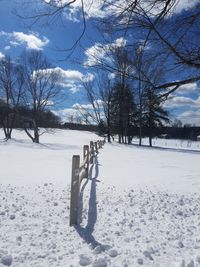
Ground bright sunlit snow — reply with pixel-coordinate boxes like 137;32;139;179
1;129;200;266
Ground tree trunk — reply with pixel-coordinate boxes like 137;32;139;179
34;127;39;143
23;119;40;143
107;107;111;143
107;129;111;143
148;116;153;147
139;105;142;146
5;131;11;140
139;123;142;146
2;124;12;140
149;129;152;147
33;120;39;143
118;134;121;143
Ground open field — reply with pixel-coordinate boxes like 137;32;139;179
0;129;200;266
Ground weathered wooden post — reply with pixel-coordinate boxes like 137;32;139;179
83;145;89;178
94;141;98;154
90;141;94;164
99;140;102;148
70;155;80;226
97;140;100;149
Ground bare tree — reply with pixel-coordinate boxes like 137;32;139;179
16;0;200;82
84;39;136;143
83;72;115;142
15;0;86;56
131;44;170;146
99;75;114;143
0;56;25;139
22;51;61;143
82;80;102;124
98;0;200;93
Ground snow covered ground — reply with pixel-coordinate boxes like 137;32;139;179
132;137;200;152
1;129;200;266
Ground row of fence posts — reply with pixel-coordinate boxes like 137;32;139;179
70;139;106;226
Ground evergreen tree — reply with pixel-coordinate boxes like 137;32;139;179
143;87;169;146
110;82;136;143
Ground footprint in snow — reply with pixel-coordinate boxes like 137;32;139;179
79;254;92;266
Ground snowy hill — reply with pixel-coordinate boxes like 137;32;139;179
0;129;200;267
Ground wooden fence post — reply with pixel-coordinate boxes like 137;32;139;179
94;141;98;154
90;141;94;164
83;145;89;178
70;155;80;226
101;140;103;147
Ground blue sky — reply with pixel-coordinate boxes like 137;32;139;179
0;0;200;125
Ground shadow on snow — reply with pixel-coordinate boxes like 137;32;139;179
74;156;109;250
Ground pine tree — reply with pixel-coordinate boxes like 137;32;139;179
143;87;169;146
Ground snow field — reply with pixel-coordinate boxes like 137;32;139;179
1;129;200;266
132;137;200;152
0;129;98;185
1;181;200;266
99;142;200;194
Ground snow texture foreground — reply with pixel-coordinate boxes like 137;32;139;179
1;183;200;266
1;129;200;266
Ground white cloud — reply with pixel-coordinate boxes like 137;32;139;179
85;43;106;67
52;107;80;122
72;100;104;123
84;37;127;67
0;31;49;50
10;41;19;47
4;46;11;51
13;32;49;50
54;67;94;83
72;100;103;111
0;52;5;59
178;109;200;126
176;82;199;95
45;0;198;23
164;96;200;108
108;73;116;80
73;103;91;109
173;0;199;13
52;105;92;123
34;67;94;93
60;0;108;21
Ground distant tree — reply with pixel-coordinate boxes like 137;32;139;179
0;99;12;135
110;81;136;144
83;44;137;143
82;80;102;124
143;86;169;146
22;50;61;143
0;56;25;139
38;110;61;128
172;119;182;128
12;105;61;129
83;71;115;142
131;44;169;146
75;72;112;141
99;76;114;143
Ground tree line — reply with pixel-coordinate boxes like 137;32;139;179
80;45;170;147
70;0;200;147
2;0;200;146
0;51;62;143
